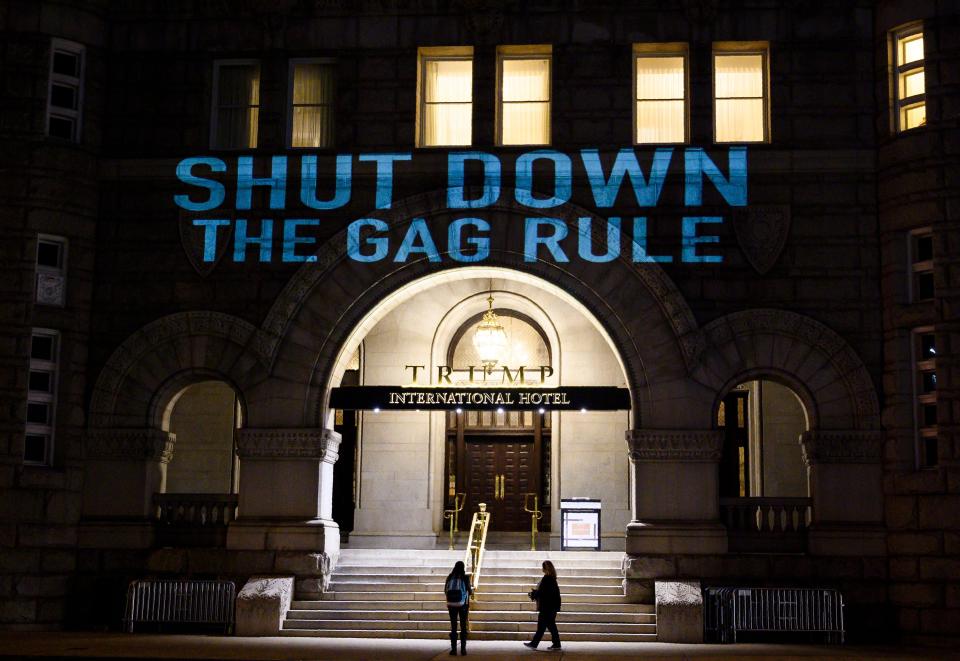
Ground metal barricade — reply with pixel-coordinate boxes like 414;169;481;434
704;586;844;644
124;579;236;633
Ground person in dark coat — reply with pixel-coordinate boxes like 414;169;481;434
523;560;562;650
444;560;472;656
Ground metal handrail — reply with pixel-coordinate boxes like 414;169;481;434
443;493;466;550
523;493;543;551
463;502;491;600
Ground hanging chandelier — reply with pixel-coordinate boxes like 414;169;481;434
473;294;508;368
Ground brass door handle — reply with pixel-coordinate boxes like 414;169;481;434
499;473;505;499
494;475;500;500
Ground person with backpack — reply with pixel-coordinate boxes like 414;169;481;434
444;560;472;656
523;560;562;651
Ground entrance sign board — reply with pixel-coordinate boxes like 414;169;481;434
560;498;602;551
329;386;630;411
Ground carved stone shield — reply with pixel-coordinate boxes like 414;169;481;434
733;205;791;275
179;211;232;277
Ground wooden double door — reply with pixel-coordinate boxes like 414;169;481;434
465;437;534;531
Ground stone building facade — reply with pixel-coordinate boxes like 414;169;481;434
0;0;957;645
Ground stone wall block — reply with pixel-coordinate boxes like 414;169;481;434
889;583;942;607
622;555;676;579
274;552;331;577
622;578;652;603
889;558;918;580
0;550;40;573
919;558;960;581
888;532;942;555
918;495;960;529
655;581;703;643
920;609;960;635
235;576;293;636
145;548;188;574
0;599;37;623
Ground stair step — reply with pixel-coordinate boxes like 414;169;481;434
334;566;622;578
293;600;652;614
280;628;657;642
283;619;656;634
328;582;624;595
286;609;655;624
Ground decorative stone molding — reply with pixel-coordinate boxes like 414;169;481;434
732;205;791;275
800;430;885;465
85;428;175;463
694;308;881;429
626;429;724;462
236;428;341;461
88;310;269;428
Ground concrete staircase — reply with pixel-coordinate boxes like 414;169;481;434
282;549;656;642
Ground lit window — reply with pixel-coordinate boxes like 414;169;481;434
714;45;769;143
634;44;688;144
35;235;67;307
46;39;84;142
212;61;260;149
893;25;926;131
914;328;937;467
418;47;473;147
497;46;551;146
289;60;335;148
26;329;59;465
910;228;934;302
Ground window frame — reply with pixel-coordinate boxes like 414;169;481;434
210;58;262;150
712;42;771;144
891;23;926;133
911;326;938;468
25;328;60;466
416;46;474;148
287;57;336;149
35;234;68;307
908;227;934;303
46;38;85;143
632;43;690;146
495;45;553;147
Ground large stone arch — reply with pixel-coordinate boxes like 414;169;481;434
248;190;702;429
88;311;270;430
691;308;881;431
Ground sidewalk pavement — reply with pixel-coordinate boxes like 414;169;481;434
0;633;956;661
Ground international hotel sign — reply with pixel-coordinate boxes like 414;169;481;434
330;364;630;411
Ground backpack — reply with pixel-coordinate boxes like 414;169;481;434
445;576;468;607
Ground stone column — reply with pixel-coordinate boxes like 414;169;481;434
625;429;727;554
227;428;341;557
79;428;174;549
800;430;886;556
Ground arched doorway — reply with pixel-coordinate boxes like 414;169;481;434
324;268;633;550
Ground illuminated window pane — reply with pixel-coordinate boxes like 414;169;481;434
636;55;685;143
291;62;334;148
500;57;550;145
636;100;685;143
901;102;926;130
901;68;925;99
900;33;924;65
423;102;472;146
716;98;764;143
714;53;766;142
422;58;472;146
501;101;549;145
716;54;763;97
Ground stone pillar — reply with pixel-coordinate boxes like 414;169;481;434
625;429;727;554
800;430;886;556
227;428;341;559
79;428;174;549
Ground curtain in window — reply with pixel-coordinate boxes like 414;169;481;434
635;56;685;143
501;58;550;145
423;59;472;146
292;63;334;148
216;64;260;148
714;54;764;142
